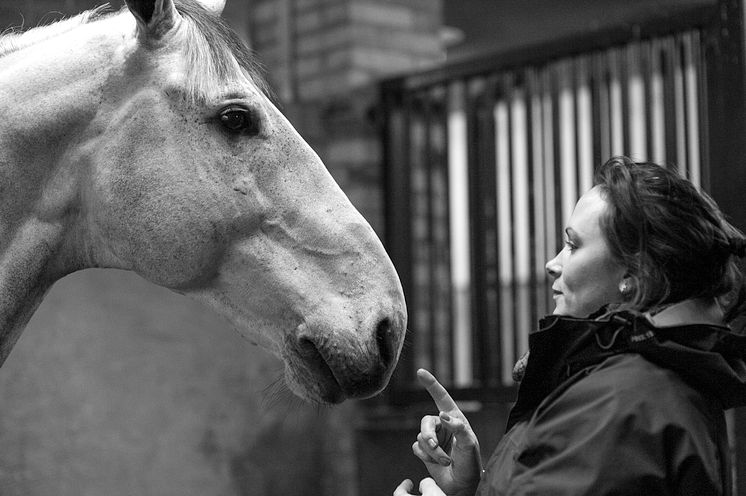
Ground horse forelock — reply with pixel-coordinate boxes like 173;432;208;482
175;0;275;104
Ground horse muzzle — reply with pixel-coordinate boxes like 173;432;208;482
285;312;406;404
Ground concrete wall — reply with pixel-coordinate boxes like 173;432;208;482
0;270;357;496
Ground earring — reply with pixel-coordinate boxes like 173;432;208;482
619;280;632;297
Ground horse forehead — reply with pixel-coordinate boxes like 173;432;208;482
139;48;262;106
39;13;264;105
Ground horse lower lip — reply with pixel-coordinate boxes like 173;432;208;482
298;342;346;403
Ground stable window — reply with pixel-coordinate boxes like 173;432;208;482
382;24;708;404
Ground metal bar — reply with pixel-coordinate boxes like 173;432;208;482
429;87;453;381
558;60;578;224
542;67;558;313
576;55;594;194
410;95;432;373
650;38;667;164
627;42;647;160
447;81;473;387
511;81;532;360
673;36;688;171
662;37;679;166
494;77;514;386
381;87;415;390
465;78;484;385
609;48;625;157
593;52;611;172
473;76;500;387
683;31;702;187
529;68;550;323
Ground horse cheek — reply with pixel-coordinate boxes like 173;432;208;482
91;161;228;289
134;197;228;289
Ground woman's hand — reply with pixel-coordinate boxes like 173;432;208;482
393;478;447;496
402;368;482;496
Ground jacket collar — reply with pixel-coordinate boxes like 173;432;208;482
506;311;746;430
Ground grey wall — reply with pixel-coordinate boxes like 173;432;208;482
0;269;357;495
445;0;717;61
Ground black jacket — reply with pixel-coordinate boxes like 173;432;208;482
477;311;746;495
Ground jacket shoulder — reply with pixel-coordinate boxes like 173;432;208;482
506;353;726;495
533;353;723;447
561;353;721;425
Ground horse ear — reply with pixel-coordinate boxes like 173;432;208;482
125;0;181;39
196;0;226;15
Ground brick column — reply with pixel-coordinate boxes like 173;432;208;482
250;0;444;234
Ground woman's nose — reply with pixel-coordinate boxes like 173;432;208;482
545;253;561;278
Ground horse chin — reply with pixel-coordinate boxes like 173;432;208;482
282;326;396;405
281;334;349;404
284;359;347;405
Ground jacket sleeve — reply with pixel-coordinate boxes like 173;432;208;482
500;358;725;496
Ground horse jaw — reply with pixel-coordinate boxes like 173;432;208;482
180;216;408;405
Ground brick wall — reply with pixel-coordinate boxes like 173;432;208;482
251;0;443;103
250;0;444;235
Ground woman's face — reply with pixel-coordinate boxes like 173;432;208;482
546;187;627;317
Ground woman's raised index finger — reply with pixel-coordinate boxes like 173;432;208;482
417;368;458;411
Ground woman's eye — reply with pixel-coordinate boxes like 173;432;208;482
563;239;577;251
219;107;260;135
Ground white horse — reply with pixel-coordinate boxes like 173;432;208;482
0;0;406;404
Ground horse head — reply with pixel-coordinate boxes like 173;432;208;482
0;0;407;404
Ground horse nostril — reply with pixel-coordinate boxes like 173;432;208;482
297;336;318;358
375;318;396;369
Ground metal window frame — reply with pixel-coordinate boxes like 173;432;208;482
380;3;735;407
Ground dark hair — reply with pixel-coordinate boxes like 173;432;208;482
594;156;746;318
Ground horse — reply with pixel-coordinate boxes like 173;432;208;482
0;0;407;405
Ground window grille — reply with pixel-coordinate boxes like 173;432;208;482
383;29;708;400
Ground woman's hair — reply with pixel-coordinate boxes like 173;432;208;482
594;156;746;318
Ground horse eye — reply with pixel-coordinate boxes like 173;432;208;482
219;107;260;135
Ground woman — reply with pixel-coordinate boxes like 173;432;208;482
394;157;746;496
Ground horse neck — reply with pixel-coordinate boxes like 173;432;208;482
0;16;129;366
0;81;85;366
0;221;67;365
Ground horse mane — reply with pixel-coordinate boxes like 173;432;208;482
0;0;273;102
0;4;112;58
